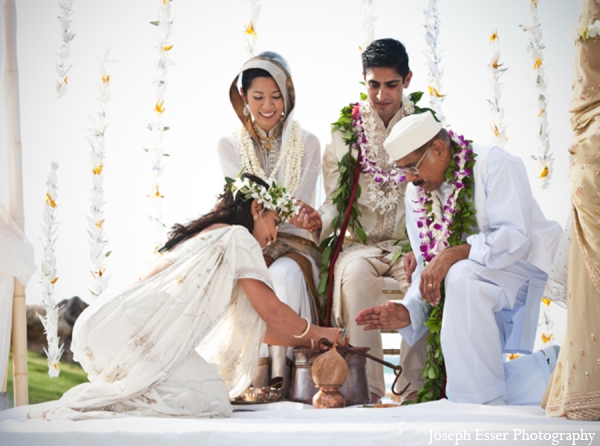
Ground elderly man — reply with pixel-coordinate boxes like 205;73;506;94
356;112;563;405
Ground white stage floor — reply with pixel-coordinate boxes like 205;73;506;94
1;399;599;446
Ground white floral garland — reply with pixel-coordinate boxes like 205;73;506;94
355;96;414;213
237;120;305;197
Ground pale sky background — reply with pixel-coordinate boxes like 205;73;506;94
0;0;580;313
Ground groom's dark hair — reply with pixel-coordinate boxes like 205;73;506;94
362;38;410;79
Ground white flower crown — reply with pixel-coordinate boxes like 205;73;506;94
225;176;299;222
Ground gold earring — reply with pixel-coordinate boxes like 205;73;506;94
253;214;258;221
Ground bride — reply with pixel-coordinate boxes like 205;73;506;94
40;174;346;420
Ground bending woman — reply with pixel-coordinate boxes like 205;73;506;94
218;51;322;393
41;174;345;420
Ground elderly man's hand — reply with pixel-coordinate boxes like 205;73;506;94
355;301;411;331
419;244;471;306
290;201;322;232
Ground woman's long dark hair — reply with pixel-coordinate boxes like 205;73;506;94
159;173;269;252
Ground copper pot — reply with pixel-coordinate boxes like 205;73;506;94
291;346;371;406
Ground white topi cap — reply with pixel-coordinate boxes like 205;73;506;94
383;112;442;161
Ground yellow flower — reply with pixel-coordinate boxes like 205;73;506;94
492;59;503;70
102;74;110;84
428;86;444;98
533;58;543;70
50;277;59;284
64;76;69;85
542;297;551;306
95;219;105;228
507;353;520;360
540;165;549;178
538;108;546;118
531;0;538;7
245;21;257;37
93;164;103;175
45;194;57;208
162;44;174;51
492;125;499;138
155;101;165;114
541;333;555;344
154;186;164;198
490;30;499;42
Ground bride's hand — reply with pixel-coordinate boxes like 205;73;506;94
316;326;349;348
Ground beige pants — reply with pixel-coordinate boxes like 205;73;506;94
339;253;421;398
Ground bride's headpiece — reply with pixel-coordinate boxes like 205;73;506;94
225;175;299;222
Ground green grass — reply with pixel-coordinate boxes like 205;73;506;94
5;350;89;408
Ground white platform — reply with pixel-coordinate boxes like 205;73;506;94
1;399;599;446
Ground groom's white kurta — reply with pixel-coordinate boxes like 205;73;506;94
400;145;564;404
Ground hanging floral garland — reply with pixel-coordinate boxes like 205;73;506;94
55;0;75;97
147;0;174;254
488;30;508;150
86;51;112;299
358;0;376;52
244;0;261;57
37;162;64;377
520;0;552;188
423;0;446;127
415;132;478;403
236;121;305;197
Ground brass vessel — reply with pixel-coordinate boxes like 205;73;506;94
291;346;371;406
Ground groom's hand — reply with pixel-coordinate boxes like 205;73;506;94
355;301;411;330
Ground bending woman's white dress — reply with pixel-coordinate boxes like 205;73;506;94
43;226;272;419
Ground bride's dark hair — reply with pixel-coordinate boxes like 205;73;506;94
159;173;269;252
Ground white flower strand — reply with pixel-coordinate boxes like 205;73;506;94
237;121;305;197
423;0;446;127
488;31;508;150
55;0;75;98
86;51;113;299
243;0;261;57
520;0;553;188
358;0;376;52
147;0;174;254
37;162;64;377
537;298;557;347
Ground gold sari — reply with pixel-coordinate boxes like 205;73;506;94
541;0;600;421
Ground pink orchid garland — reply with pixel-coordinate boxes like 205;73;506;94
416;131;475;263
351;102;406;185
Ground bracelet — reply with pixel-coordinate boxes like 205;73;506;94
293;317;311;339
310;338;315;349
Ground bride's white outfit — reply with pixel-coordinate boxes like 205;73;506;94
44;226;271;419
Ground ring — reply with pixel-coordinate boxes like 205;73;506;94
428;283;433;288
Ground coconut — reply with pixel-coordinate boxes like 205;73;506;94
311;345;349;387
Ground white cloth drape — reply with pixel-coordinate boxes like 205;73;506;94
0;3;36;398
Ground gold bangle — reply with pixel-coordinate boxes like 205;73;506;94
293;317;311;339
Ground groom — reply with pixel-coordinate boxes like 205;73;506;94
356;112;564;404
292;38;423;402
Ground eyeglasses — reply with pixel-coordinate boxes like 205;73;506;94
398;146;431;176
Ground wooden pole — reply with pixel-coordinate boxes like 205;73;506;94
11;278;28;405
3;0;29;406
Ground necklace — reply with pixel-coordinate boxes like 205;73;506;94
253;122;280;150
237;120;305;196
